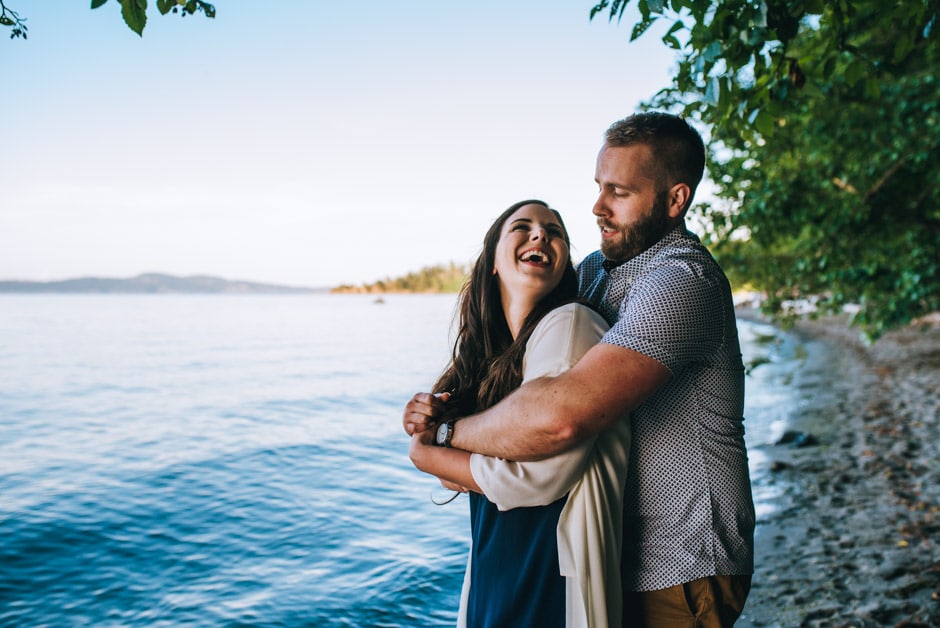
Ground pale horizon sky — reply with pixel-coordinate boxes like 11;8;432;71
3;1;679;288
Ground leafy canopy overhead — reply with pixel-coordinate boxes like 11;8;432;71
592;0;938;339
1;0;215;39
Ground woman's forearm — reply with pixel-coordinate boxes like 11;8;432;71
409;435;482;493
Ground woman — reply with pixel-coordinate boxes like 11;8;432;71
405;200;631;628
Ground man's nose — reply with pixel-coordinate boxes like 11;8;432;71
592;195;607;217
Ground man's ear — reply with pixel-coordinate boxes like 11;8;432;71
667;183;691;219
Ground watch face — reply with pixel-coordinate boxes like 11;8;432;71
436;421;449;445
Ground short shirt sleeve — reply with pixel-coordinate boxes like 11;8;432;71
603;262;724;372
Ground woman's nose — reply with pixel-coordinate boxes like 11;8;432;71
530;227;548;241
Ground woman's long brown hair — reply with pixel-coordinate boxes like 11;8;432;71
432;199;579;420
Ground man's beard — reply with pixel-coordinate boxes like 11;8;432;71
599;191;673;263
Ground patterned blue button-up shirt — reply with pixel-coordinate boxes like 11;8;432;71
577;225;755;592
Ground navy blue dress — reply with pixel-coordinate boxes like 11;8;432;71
466;491;567;627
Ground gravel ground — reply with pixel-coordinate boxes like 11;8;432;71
736;312;940;627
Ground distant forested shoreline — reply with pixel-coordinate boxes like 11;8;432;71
331;263;468;294
0;267;469;295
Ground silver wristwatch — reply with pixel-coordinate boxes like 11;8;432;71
435;419;455;447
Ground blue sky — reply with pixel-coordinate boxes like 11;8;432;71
2;1;677;288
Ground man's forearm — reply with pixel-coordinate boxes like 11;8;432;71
450;376;583;461
448;343;672;460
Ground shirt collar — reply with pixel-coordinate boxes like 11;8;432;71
602;224;690;277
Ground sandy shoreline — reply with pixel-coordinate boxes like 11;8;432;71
735;310;940;627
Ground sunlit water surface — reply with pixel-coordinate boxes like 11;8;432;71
1;294;811;626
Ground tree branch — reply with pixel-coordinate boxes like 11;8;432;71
832;177;859;195
864;158;908;202
0;0;28;39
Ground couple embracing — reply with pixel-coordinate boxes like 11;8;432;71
403;112;755;628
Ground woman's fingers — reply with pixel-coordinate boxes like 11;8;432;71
439;479;468;493
402;392;450;434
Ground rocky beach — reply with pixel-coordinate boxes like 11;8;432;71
736;311;940;627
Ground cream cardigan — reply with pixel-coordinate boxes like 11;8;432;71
458;303;631;628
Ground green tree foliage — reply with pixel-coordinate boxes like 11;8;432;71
0;1;26;38
332;263;470;294
592;0;939;338
1;0;215;39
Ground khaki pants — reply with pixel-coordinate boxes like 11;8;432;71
623;575;752;627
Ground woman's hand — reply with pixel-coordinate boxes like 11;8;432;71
438;479;469;493
408;428;437;470
409;426;481;494
410;430;471;494
402;391;450;435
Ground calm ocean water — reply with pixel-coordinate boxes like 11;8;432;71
1;294;808;627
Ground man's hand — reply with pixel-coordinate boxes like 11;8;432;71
403;391;450;435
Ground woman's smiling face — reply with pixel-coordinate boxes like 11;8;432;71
493;203;570;302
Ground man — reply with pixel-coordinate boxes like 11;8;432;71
405;112;754;626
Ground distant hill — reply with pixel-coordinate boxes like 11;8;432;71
0;273;327;294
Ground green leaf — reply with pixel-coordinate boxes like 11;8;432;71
753;110;775;138
91;0;109;8
742;27;767;47
752;4;767;29
845;59;867;87
590;3;607;20
804;0;825;14
892;32;915;64
157;0;173;15
631;16;658;41
615;0;630;22
121;0;147;36
662;34;682;49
